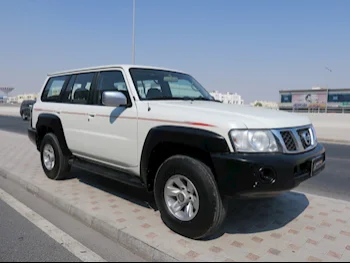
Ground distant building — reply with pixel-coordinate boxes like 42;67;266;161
279;87;350;113
7;93;38;104
251;100;279;109
210;90;244;105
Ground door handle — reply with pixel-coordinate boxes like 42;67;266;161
88;113;95;117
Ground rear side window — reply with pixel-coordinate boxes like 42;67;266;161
41;76;69;102
63;73;95;104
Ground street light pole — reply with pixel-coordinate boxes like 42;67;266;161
325;66;332;113
325;66;332;89
132;0;136;64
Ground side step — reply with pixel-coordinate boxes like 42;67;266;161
69;157;145;189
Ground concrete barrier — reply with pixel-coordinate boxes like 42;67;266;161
0;106;349;143
298;113;350;144
0;106;20;117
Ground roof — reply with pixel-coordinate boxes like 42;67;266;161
279;88;350;93
47;64;188;77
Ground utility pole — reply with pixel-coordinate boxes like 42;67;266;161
132;0;136;64
325;66;332;89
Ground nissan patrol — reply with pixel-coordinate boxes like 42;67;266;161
28;65;326;240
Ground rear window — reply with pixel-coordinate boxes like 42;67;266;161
41;76;70;102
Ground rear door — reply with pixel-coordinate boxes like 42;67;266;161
59;72;97;156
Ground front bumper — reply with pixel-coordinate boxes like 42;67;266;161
211;143;326;198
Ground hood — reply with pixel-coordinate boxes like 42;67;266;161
148;100;311;129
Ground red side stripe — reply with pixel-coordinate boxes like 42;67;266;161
33;109;215;127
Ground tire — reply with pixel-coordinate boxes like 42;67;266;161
21;113;27;121
40;133;71;180
154;155;227;240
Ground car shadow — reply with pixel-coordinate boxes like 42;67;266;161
68;168;309;240
207;192;309;240
70;167;156;210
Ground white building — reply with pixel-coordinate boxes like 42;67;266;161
210;90;244;105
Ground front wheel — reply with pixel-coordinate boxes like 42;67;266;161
154;155;227;240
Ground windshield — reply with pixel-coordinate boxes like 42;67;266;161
129;68;215;101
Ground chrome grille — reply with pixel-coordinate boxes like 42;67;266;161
272;125;317;154
280;131;297;151
297;128;311;149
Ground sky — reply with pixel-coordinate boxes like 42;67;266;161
0;0;349;103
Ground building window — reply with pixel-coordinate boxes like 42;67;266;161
328;93;350;103
281;94;292;103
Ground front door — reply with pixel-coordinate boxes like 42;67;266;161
82;69;138;169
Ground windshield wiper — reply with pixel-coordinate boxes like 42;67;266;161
192;97;213;101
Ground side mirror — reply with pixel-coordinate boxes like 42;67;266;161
102;91;127;107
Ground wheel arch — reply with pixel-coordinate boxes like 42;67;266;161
140;125;230;191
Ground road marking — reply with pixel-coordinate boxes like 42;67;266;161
0;188;107;262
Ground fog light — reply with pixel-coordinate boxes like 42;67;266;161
258;167;276;184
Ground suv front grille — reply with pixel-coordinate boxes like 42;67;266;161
297;128;312;149
273;125;317;154
280;131;297;151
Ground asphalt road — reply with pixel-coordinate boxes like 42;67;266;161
0;175;145;262
0;115;349;202
0;198;81;262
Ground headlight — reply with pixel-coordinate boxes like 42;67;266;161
230;130;280;153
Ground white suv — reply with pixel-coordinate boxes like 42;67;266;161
28;65;326;240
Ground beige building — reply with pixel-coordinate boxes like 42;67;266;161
7;93;38;104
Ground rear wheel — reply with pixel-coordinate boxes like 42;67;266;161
40;133;71;180
154;155;227;240
21;112;27;121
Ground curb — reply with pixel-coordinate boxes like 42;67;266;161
0;167;179;262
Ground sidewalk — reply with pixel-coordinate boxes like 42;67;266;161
0;130;349;262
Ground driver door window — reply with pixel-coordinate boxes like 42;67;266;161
94;71;131;105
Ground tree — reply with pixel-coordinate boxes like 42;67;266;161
254;102;263;107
